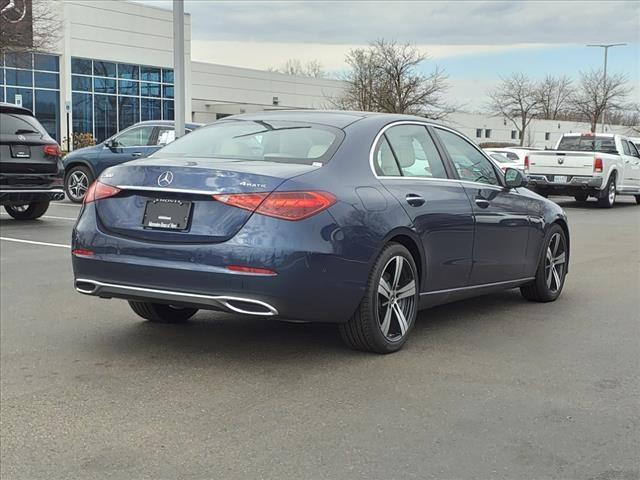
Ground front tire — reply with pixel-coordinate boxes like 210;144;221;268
4;201;50;220
339;243;419;353
128;301;198;323
597;175;616;208
521;224;568;302
65;165;93;203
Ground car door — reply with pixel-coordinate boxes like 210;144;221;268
433;127;532;285
100;125;156;170
374;123;475;291
620;140;640;190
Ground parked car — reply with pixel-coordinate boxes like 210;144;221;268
63;120;202;202
526;133;640;207
484;147;540;169
486;151;521;172
72;111;570;353
0;102;64;220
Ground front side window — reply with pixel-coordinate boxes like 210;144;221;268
112;126;154;148
435;128;499;186
384;124;447;178
157;120;342;166
621;140;631;156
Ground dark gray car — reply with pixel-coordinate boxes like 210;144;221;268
0;102;64;220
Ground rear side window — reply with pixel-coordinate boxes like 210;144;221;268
0;112;47;136
373;136;401;176
557;135;617;154
383;124;448;178
158;120;343;166
621;140;631;155
435;128;499;186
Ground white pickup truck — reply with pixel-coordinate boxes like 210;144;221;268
526;133;640;207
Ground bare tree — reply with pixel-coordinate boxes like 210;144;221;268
536;75;574;120
571;69;632;132
606;103;640;128
331;39;454;119
0;0;62;55
268;58;326;78
487;73;540;147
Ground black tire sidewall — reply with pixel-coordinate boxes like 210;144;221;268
598;175;616;208
64;166;93;203
4;201;50;220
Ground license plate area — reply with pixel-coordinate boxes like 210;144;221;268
142;198;192;230
553;175;568;183
10;145;30;158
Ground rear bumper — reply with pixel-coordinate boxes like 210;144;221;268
0;188;65;204
527;175;603;194
71;204;369;323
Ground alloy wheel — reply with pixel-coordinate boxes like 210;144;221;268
9;205;29;213
68;171;89;201
376;255;416;341
545;232;566;293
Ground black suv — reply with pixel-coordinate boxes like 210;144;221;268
0;103;64;220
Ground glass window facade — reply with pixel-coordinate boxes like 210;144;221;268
0;53;60;141
71;57;174;142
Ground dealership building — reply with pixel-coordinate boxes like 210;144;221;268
1;0;635;149
1;0;343;146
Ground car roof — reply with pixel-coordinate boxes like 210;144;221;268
223;109;450;130
133;120;203;129
0;102;34;116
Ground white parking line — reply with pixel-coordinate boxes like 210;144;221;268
0;212;77;221
51;202;82;208
0;237;71;249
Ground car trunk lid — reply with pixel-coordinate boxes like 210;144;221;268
94;157;318;243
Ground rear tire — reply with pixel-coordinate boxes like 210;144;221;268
597;175;616;208
339;243;419;353
574;193;588;202
128;301;198;323
65;165;93;203
3;201;50;220
635;195;640;205
520;224;568;302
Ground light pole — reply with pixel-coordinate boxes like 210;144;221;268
173;0;186;138
586;43;626;132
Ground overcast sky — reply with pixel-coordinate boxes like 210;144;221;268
135;0;639;109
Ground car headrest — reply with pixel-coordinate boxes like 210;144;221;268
393;139;416;168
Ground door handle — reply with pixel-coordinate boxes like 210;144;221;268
405;193;425;207
475;198;490;208
131;152;143;157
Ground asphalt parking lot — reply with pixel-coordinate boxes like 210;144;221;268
1;197;638;480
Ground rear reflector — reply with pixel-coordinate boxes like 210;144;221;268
72;249;94;258
226;265;277;276
84;181;121;204
594;157;603;173
43;144;62;157
213;191;336;221
524;155;529;171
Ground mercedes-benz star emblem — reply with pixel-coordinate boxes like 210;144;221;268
157;171;174;187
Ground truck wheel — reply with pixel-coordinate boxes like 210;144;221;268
65;166;93;203
635;195;640;205
4;201;50;220
597;175;616;208
574;194;588;202
128;301;198;323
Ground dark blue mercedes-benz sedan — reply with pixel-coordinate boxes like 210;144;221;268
72;111;569;353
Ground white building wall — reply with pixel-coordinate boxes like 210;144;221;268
445;112;635;149
190;62;345;123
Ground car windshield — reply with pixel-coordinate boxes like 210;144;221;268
0;112;47;136
156;120;343;165
557;135;617;153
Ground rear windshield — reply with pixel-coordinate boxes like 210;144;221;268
557;135;618;154
156;120;343;165
0;112;48;136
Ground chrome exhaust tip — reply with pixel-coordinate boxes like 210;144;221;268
75;280;98;294
216;297;278;316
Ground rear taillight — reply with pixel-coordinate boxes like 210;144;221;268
594;158;603;173
72;249;94;258
43;144;62;157
84;181;121;204
213;191;336;221
524;155;529;171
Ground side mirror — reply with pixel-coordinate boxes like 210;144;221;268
105;138;117;149
504;167;527;188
